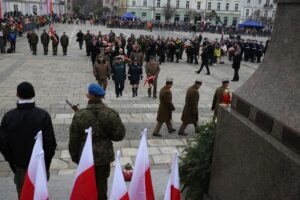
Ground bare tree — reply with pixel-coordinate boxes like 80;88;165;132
163;6;175;23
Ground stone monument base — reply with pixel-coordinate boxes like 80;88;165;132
208;106;300;200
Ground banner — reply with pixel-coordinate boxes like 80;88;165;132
47;0;52;15
0;0;3;19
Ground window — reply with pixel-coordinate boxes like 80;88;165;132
143;0;147;6
258;0;262;4
235;4;238;11
247;0;250;3
132;0;136;6
175;14;180;21
256;10;260;16
32;5;38;14
184;15;189;22
225;3;229;11
186;1;190;8
197;2;201;10
142;12;147;17
266;0;270;5
208;2;211;10
13;4;18;11
131;12;136;15
157;0;160;7
232;17;237;26
217;3;220;10
272;10;276;17
155;14;161;21
264;10;268;18
246;9;249;16
223;17;228;26
167;0;171;7
176;0;180;8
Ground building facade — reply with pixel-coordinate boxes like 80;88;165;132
240;0;277;24
204;0;241;26
1;0;69;16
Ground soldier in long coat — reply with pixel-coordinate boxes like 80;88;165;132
84;30;93;56
69;83;125;200
60;32;69;56
41;29;50;55
153;78;176;137
211;79;230;122
145;56;160;98
30;30;39;55
128;58;143;97
111;56;126;97
51;31;59;55
178;80;202;135
93;56;111;90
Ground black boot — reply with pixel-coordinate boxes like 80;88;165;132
135;88;138;96
132;88;135;97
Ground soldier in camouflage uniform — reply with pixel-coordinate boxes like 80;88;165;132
41;29;50;55
69;83;126;200
60;32;69;56
145;56;160;98
51;31;59;56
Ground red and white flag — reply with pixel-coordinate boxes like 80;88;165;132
48;22;55;37
129;128;155;200
109;150;130;200
20;131;48;200
0;0;3;19
34;151;49;200
47;0;52;15
70;127;98;200
164;151;180;200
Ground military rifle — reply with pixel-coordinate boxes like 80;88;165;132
65;99;79;112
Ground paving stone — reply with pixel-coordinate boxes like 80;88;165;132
55;114;74;119
67;160;77;169
148;139;167;147
148;147;161;155
111;156;133;167
60;150;71;159
152;155;172;164
113;140;130;149
121;148;138;156
0;154;4;161
0;162;10;171
165;139;185;146
129;140;140;147
53;150;62;159
50;159;68;169
159;147;178;155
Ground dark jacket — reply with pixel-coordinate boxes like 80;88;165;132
0;102;57;170
128;64;143;82
111;62;126;81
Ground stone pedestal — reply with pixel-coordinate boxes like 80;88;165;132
208;0;300;199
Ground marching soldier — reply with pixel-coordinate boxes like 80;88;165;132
93;55;111;90
51;31;59;56
178;80;202;135
69;83;126;200
153;78;176;137
111;56;126;97
60;32;69;56
41;29;50;55
84;30;93;56
30;30;39;55
145;56;160;98
211;79;230;122
129;45;144;66
26;30;33;51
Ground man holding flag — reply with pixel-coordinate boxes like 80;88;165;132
0;82;57;198
69;83;126;200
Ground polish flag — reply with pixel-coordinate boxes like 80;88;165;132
164;151;180;200
109;150;130;200
129;128;155;200
70;127;97;200
47;0;52;15
34;151;49;200
20;131;45;200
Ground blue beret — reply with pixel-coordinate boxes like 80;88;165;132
88;84;105;97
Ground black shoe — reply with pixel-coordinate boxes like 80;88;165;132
153;96;157;99
120;92;122;96
178;132;188;136
231;79;238;82
168;128;176;133
206;73;210;75
195;71;200;74
153;133;162;137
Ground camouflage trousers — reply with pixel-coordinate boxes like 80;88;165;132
95;164;111;200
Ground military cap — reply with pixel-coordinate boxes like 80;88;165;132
166;78;173;84
195;79;202;84
222;78;230;84
88;84;106;97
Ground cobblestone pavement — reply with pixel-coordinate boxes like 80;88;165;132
0;24;263;180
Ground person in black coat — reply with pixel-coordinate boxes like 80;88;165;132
76;30;84;49
0;82;57;197
90;36;101;67
195;43;210;75
232;44;242;81
128;58;143;97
